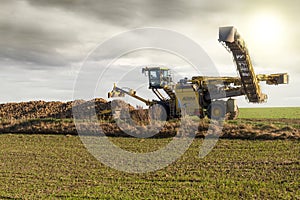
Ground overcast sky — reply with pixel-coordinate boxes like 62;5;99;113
0;0;299;107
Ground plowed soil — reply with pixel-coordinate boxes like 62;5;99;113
0;100;299;140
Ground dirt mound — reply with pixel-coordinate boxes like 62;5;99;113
0;100;299;140
0;98;132;120
1;118;299;140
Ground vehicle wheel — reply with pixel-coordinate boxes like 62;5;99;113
207;101;226;120
149;102;169;121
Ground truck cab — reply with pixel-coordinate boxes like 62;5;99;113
142;67;172;89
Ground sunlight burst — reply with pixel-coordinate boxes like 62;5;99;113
250;13;283;44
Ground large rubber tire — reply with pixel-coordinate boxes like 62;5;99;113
149;102;169;121
207;101;227;120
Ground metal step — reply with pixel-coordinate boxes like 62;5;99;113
224;41;266;103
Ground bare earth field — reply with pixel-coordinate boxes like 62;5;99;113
0;100;299;139
0;102;299;199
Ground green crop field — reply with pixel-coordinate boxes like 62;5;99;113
238;107;300;119
0;134;299;199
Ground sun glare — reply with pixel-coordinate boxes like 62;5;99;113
250;13;283;44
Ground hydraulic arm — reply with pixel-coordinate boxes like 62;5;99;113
108;83;152;106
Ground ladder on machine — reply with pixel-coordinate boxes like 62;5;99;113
219;26;267;103
163;86;177;117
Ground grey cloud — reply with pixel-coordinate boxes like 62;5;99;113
0;22;69;67
0;0;261;68
26;0;190;26
0;20;76;47
0;2;80;68
26;0;245;26
0;48;68;68
0;35;70;69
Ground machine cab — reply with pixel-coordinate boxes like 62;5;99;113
142;67;172;89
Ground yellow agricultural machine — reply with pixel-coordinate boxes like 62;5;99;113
107;26;288;120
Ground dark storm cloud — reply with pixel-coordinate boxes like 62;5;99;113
26;0;242;26
0;0;249;69
26;0;187;26
0;21;74;67
0;3;76;68
1;0;299;71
